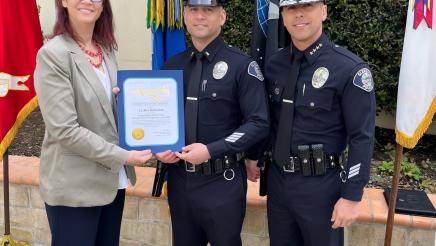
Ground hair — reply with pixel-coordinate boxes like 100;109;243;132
51;0;117;51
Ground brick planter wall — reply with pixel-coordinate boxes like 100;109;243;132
1;156;435;246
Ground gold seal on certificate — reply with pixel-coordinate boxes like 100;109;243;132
132;128;145;140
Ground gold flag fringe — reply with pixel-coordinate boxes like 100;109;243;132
0;97;38;160
155;0;165;28
147;0;184;30
396;97;436;149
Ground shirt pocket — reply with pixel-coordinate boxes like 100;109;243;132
295;88;335;111
198;83;234;125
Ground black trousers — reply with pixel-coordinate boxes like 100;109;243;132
267;163;344;246
45;189;125;246
167;163;247;246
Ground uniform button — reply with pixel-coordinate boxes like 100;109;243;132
310;102;315;107
212;92;217;97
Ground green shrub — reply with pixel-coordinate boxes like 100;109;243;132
221;0;408;113
377;160;423;181
401;162;422;181
378;160;395;175
325;0;407;113
222;0;255;53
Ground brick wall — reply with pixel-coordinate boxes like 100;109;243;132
0;182;435;246
0;156;435;245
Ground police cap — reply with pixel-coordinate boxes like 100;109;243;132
185;0;228;6
279;0;325;7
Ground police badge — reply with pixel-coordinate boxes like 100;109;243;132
213;61;228;80
312;67;329;88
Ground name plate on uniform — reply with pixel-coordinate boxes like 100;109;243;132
117;70;185;153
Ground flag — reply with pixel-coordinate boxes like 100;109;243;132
395;0;435;149
152;26;186;70
147;0;186;69
0;0;43;159
250;0;268;70
250;0;290;71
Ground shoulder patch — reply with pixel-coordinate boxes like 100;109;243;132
353;68;373;92
248;61;264;81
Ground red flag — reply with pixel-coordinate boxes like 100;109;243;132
0;0;43;158
413;0;433;29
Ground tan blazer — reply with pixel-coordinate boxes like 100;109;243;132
34;34;136;207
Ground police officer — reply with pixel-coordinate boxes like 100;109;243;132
156;0;270;245
260;0;376;245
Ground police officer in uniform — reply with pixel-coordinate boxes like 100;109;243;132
262;0;376;245
156;0;269;245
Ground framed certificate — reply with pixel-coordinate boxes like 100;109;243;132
117;70;185;153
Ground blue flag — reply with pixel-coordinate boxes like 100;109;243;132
152;27;186;70
150;0;186;70
250;0;290;71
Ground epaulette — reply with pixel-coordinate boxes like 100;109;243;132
331;44;364;65
226;44;250;58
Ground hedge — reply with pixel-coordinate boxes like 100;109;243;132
220;0;408;113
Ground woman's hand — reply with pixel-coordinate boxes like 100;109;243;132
125;150;153;167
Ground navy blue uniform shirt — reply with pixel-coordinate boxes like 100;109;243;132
163;36;269;159
265;34;376;201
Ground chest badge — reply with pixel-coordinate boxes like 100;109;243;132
213;61;228;80
312;67;329;88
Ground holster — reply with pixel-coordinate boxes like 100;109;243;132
152;161;168;197
258;151;271;197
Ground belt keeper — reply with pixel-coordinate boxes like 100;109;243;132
202;161;212;175
214;159;223;173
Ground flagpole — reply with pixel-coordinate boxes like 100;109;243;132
3;149;10;236
384;144;403;246
1;149;29;246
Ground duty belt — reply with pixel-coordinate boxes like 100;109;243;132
177;154;241;175
276;154;343;174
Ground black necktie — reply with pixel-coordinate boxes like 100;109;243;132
185;52;204;144
273;51;303;167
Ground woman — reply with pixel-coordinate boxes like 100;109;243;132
34;0;151;245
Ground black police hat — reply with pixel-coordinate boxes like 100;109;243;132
185;0;229;6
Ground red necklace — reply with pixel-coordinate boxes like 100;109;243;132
78;42;103;68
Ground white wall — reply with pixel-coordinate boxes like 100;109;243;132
36;0;152;69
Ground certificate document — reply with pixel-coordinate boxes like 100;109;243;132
117;70;185;152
